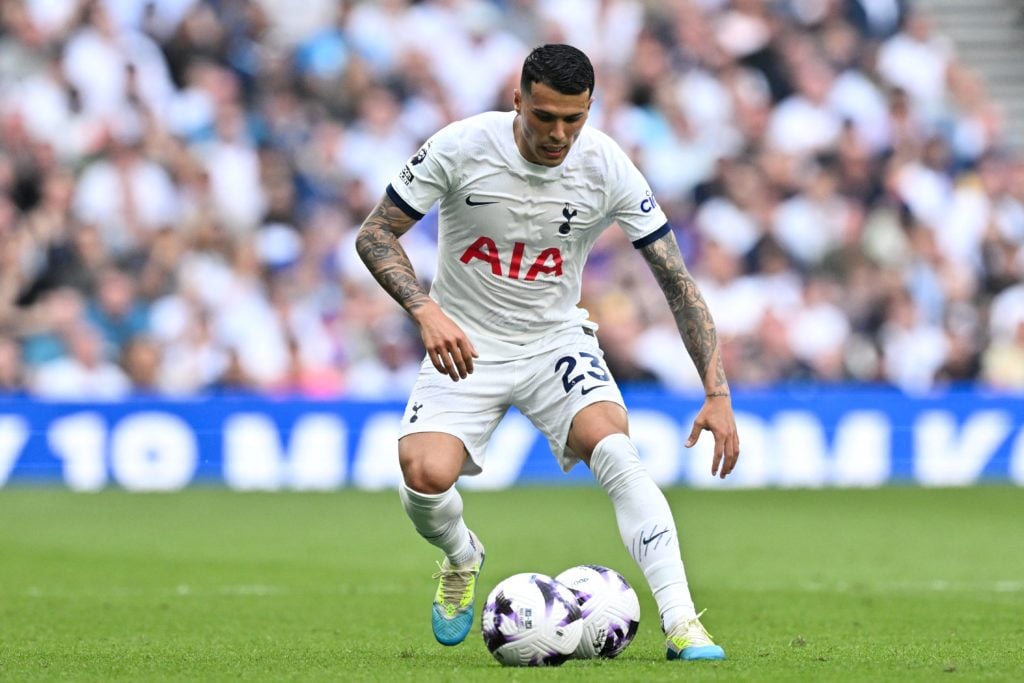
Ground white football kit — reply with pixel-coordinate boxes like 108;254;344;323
388;110;669;472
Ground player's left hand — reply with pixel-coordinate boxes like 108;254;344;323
685;394;740;479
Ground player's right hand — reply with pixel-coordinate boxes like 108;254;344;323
411;301;478;381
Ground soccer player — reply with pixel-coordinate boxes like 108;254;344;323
356;44;740;661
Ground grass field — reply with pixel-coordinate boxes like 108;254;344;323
0;486;1022;681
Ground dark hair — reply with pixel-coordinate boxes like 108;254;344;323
520;44;595;97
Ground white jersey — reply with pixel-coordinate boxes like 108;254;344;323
387;110;668;358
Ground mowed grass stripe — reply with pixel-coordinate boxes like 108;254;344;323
0;487;1021;681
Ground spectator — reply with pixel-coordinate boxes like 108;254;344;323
981;320;1024;390
879;288;950;392
270;335;345;398
772;159;855;267
29;321;131;399
87;266;150;358
786;275;852;380
844;0;909;40
72;129;180;255
345;318;422;400
194;100;265;234
154;302;230;395
875;9;954;119
0;334;26;394
20;287;87;367
120;334;167;394
766;59;843;156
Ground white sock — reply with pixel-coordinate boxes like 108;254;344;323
399;484;477;567
589;433;697;631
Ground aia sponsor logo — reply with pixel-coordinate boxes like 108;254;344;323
459;237;562;280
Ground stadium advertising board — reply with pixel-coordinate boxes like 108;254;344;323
1;388;1021;490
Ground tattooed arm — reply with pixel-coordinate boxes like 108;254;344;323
639;231;728;396
355;194;428;312
355;194;477;381
639;231;740;478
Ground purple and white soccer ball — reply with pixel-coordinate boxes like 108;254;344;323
480;572;583;667
554;564;640;659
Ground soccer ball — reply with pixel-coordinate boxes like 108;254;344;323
480;572;583;666
554;564;640;659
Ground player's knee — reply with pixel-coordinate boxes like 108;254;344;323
400;453;457;494
401;465;453;494
399;433;466;493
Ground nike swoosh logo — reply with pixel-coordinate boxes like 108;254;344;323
641;530;668;545
580;384;607;395
465;195;498;206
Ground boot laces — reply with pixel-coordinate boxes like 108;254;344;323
433;560;477;606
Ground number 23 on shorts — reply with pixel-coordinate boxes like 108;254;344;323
555;352;610;395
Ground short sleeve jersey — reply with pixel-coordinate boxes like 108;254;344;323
387;110;668;357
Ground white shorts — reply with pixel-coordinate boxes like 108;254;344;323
399;326;625;475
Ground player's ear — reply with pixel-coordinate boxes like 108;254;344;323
513;88;521;113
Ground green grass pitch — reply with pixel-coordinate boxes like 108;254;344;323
0;486;1021;681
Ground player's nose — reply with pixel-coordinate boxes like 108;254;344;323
550;121;567;142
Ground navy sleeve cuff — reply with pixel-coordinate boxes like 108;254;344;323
386;184;425;220
631;223;671;249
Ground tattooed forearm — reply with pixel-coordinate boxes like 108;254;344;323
355;196;431;313
640;232;729;393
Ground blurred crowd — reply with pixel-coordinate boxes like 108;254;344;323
1;0;1023;400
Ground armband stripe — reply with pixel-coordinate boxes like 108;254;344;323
631;223;671;249
386;184;425;220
